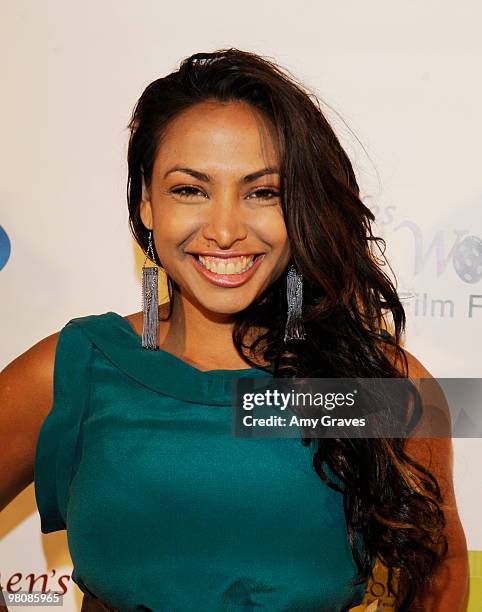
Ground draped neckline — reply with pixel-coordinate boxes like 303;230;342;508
69;311;273;405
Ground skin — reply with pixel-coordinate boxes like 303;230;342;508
388;349;469;611
0;101;468;610
138;100;291;371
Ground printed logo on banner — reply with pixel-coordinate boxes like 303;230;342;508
394;221;481;284
0;225;11;271
364;200;482;320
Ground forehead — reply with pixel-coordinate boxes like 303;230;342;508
153;100;280;174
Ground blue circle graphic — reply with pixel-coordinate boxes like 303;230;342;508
0;225;11;271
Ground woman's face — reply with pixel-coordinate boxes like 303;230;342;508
140;100;291;317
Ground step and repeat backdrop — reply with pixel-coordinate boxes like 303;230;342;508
1;1;481;610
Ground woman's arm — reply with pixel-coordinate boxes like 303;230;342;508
0;332;59;513
397;349;469;611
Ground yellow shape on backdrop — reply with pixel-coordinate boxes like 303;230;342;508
467;551;482;612
350;551;482;611
349;558;395;611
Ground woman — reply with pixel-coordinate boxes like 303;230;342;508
0;49;468;611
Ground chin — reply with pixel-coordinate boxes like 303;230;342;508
194;294;257;316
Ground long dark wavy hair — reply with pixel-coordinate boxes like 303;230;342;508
126;48;447;610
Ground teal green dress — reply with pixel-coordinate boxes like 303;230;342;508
34;311;367;611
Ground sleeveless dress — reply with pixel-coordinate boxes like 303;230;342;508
34;311;368;612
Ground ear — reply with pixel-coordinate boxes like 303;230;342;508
139;177;153;229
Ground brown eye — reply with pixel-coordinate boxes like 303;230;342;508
170;186;206;199
247;189;280;201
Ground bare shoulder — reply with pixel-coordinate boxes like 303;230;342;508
1;329;62;427
381;341;453;444
0;329;62;511
403;348;433;379
1;329;61;395
381;341;434;381
123;310;144;336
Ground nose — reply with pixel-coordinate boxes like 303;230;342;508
200;195;248;248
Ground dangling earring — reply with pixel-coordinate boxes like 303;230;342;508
141;229;159;350
284;263;306;342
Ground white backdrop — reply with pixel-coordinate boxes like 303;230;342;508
1;1;481;610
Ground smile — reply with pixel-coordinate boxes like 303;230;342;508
198;254;257;275
189;253;265;288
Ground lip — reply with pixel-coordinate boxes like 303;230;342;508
189;253;266;288
189;251;265;258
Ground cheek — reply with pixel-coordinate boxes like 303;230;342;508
265;211;291;263
255;208;288;247
152;209;197;253
256;213;291;274
269;225;291;268
272;223;289;249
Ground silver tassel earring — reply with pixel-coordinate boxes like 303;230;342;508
141;230;159;350
284;263;306;342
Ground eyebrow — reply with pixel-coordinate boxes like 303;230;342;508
163;165;279;183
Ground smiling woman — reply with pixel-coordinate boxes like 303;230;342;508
0;48;467;612
137;98;290;324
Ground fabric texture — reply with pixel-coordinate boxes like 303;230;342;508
34;311;368;612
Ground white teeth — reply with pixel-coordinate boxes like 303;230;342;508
197;255;257;275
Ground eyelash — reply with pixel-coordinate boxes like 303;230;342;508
170;186;280;201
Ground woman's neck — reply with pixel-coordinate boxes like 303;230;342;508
158;292;266;371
